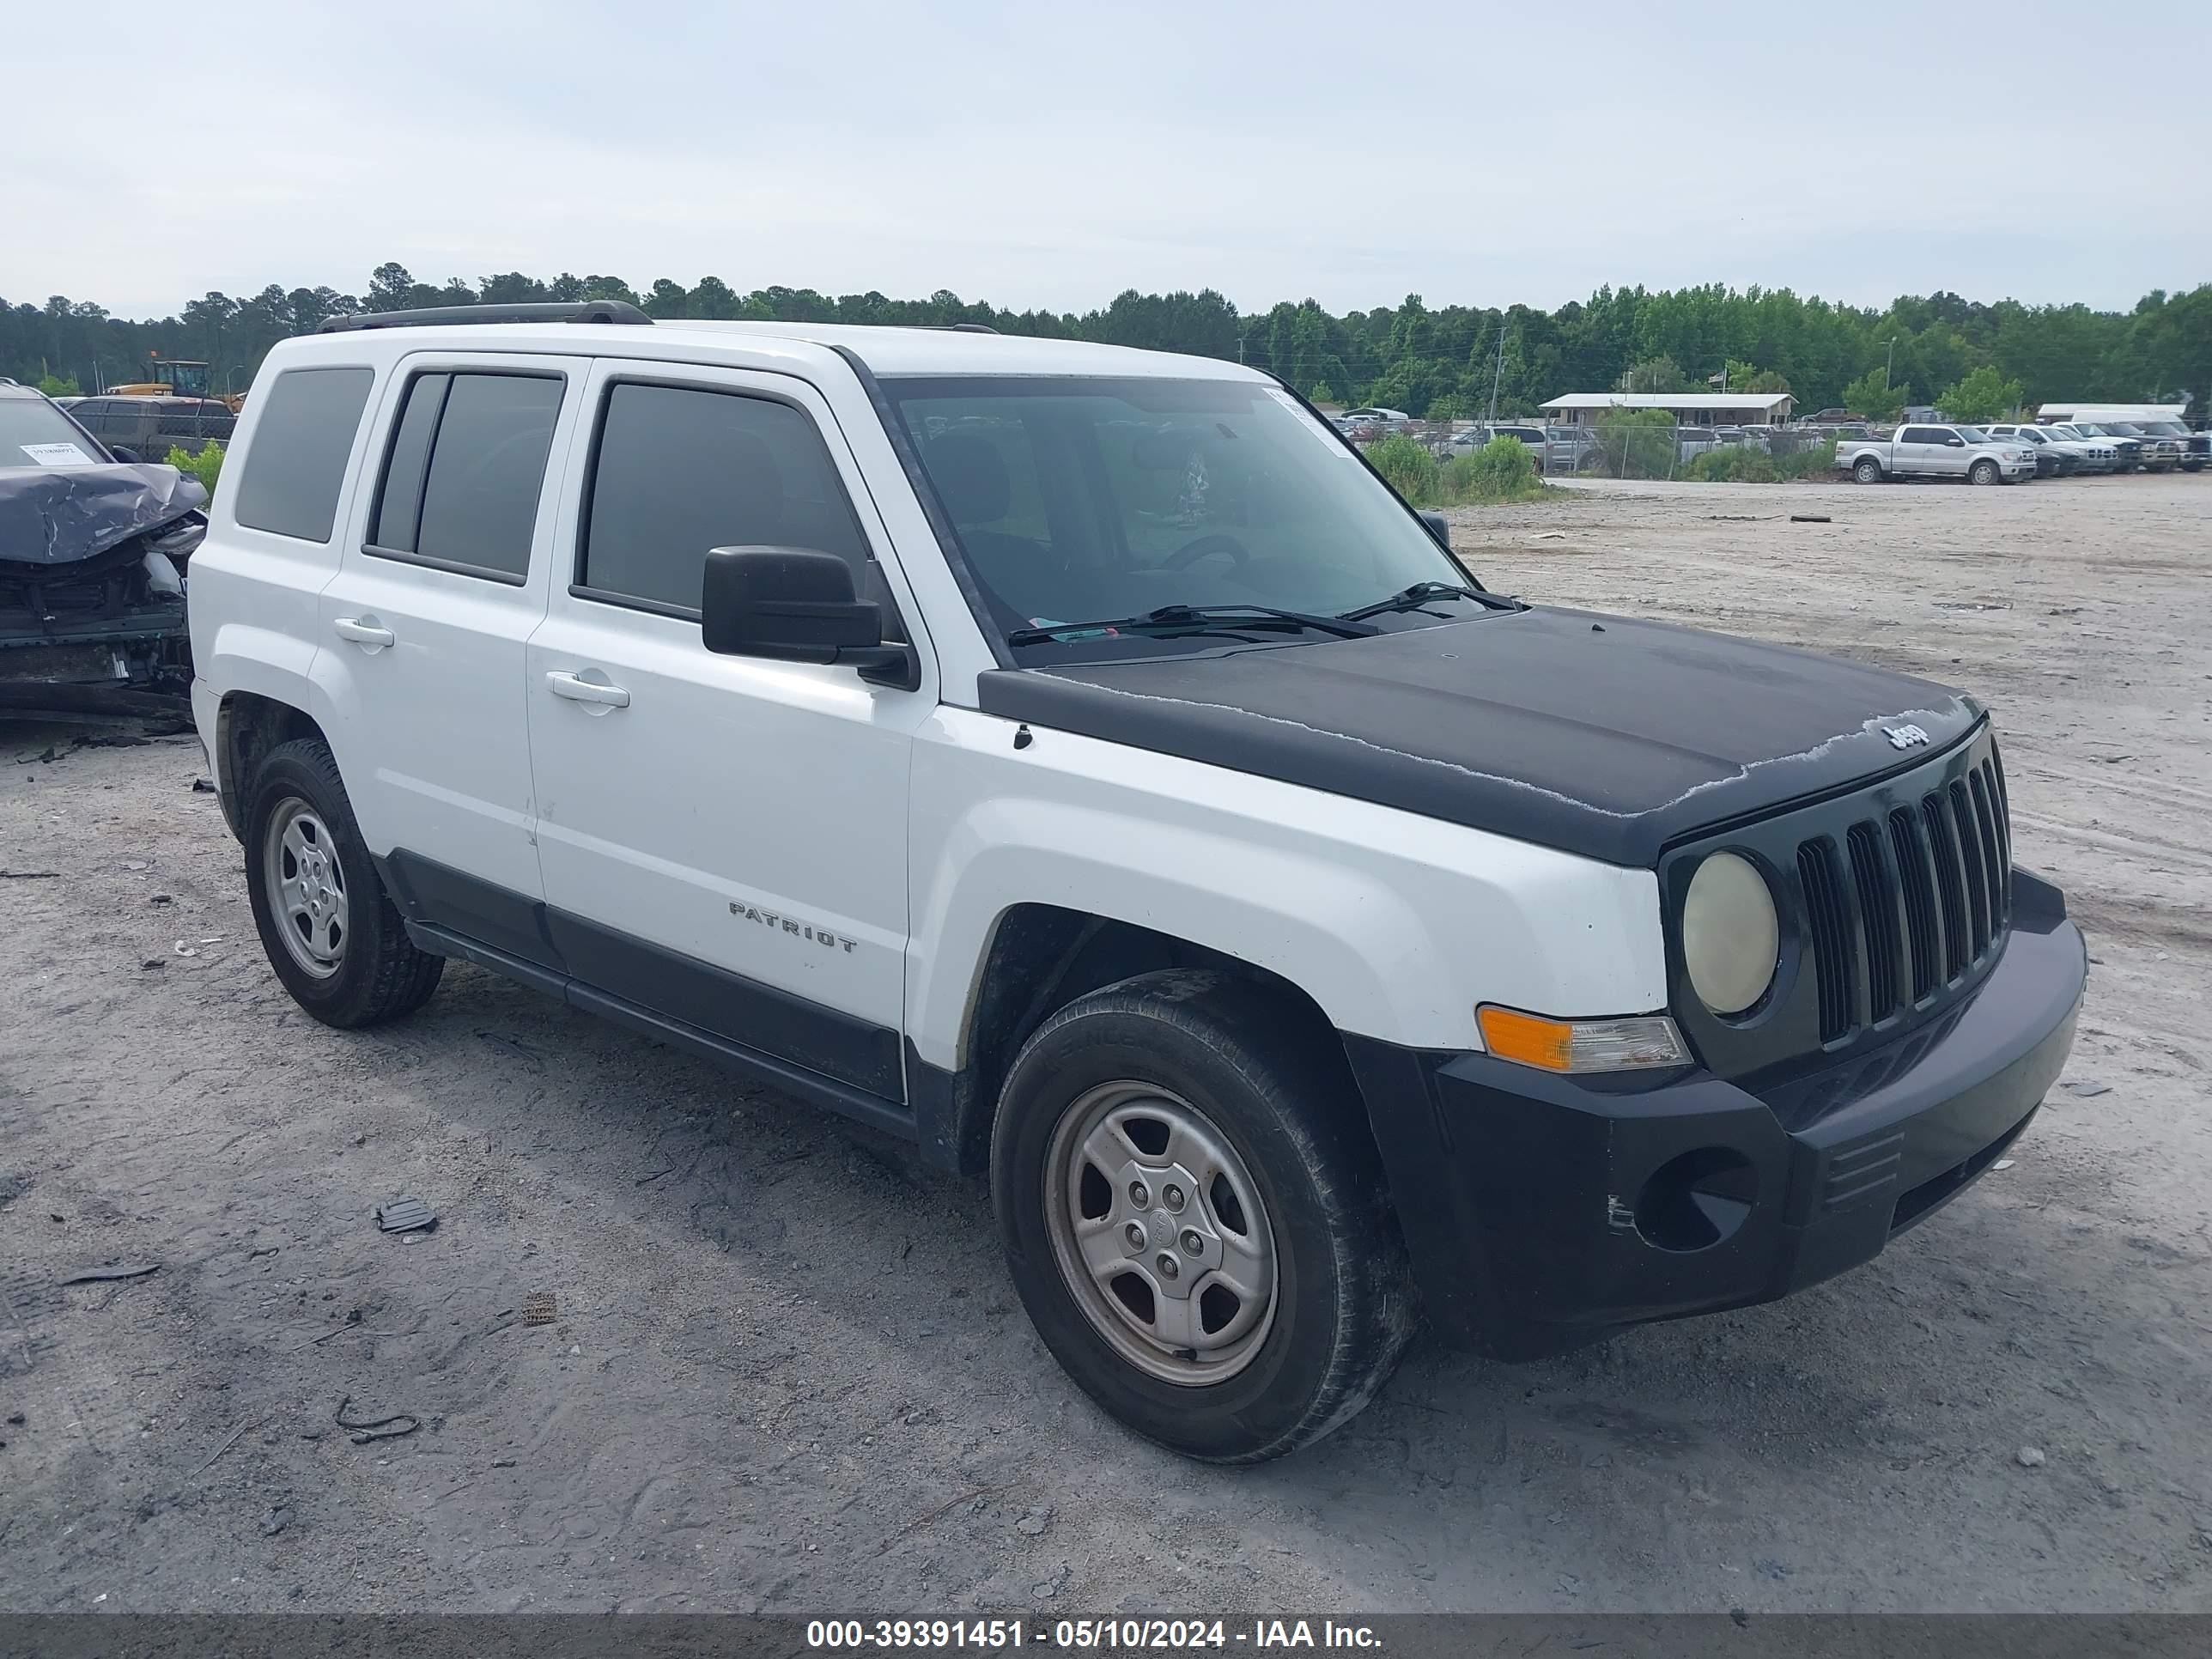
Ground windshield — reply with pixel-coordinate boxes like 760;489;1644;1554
887;376;1467;654
2142;421;2189;436
2106;422;2148;436
0;396;104;466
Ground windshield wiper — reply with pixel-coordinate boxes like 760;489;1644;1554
1007;604;1379;647
1338;580;1511;621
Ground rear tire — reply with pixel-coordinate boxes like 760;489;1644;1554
243;738;443;1028
1852;457;1883;484
991;969;1415;1463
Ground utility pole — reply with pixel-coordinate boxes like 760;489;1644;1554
1884;337;1897;388
1486;322;1506;425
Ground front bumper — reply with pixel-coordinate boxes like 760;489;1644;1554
1346;870;2085;1359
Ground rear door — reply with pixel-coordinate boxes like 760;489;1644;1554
523;360;933;1102
315;354;585;963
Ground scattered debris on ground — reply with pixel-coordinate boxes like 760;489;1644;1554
334;1396;421;1446
374;1198;436;1235
59;1262;161;1286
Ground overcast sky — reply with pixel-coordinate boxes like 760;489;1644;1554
12;3;2208;321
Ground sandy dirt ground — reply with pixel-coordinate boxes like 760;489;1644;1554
2;471;2208;1614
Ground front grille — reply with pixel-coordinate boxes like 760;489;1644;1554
1801;749;2012;1043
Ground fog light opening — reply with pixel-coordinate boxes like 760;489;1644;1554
1634;1148;1758;1253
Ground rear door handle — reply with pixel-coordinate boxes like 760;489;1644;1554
333;617;396;649
544;670;630;708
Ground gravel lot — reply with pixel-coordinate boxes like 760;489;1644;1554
3;472;2209;1614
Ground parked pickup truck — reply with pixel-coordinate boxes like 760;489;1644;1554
1982;422;2112;475
188;303;2087;1462
1838;423;2037;485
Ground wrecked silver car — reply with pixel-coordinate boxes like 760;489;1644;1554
1;378;207;717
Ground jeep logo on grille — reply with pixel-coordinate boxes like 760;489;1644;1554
1883;724;1931;750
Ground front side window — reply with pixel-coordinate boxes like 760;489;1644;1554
886;375;1465;656
234;367;374;542
579;381;872;613
369;370;564;581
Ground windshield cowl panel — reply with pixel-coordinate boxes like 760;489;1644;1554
883;374;1471;663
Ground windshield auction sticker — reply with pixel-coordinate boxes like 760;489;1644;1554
20;441;96;467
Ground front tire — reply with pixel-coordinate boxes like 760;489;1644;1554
1852;457;1883;484
1969;459;1999;485
243;738;443;1028
991;970;1414;1463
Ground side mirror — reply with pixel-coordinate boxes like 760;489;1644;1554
108;445;141;464
1418;509;1452;548
701;546;917;688
1947;436;1966;447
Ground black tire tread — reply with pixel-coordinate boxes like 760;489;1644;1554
997;969;1416;1463
246;738;442;1028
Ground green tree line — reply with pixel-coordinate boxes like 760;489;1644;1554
6;264;2207;420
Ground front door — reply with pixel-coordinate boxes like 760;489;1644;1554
523;361;933;1102
316;354;583;963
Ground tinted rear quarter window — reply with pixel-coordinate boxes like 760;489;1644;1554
580;381;870;612
368;371;564;582
234;367;375;542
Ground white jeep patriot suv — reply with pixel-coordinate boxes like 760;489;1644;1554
189;301;2087;1462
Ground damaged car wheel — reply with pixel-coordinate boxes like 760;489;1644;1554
244;738;442;1027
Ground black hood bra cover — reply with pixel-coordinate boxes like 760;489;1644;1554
0;464;210;568
978;607;1983;867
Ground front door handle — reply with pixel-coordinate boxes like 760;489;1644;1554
333;617;396;649
544;670;630;708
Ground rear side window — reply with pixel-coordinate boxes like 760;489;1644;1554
368;370;564;583
1901;426;1947;445
579;381;871;612
234;367;374;542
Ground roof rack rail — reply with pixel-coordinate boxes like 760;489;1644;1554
318;300;653;333
915;321;998;335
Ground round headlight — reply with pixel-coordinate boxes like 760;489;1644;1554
1682;852;1778;1015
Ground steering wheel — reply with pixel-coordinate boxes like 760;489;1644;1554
1163;532;1250;571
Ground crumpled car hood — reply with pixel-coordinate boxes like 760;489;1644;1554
0;464;210;567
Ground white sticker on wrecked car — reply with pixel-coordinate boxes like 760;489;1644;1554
19;442;96;467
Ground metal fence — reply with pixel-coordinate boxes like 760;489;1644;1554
1355;420;1845;481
